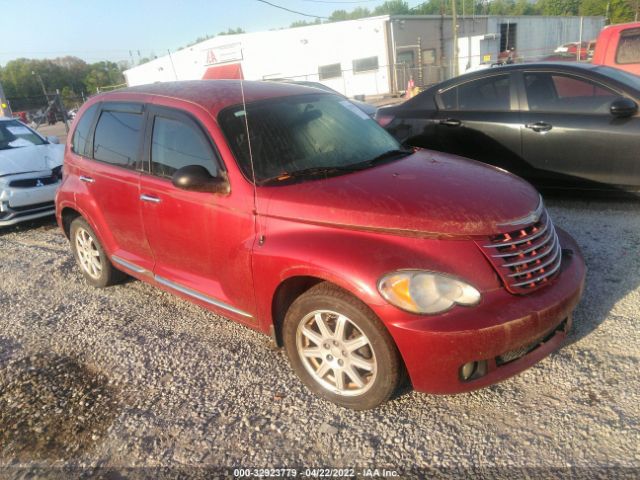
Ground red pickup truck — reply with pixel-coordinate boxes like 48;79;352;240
592;22;640;75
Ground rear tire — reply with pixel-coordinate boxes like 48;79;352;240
283;282;401;409
70;217;125;288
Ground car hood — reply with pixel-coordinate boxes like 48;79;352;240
256;150;541;237
0;144;64;177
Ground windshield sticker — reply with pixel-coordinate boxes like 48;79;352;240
7;126;32;135
339;100;370;120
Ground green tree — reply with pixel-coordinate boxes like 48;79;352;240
538;0;581;15
581;0;636;23
290;19;322;28
414;0;446;14
329;9;349;21
373;1;411;15
83;61;125;93
218;27;246;35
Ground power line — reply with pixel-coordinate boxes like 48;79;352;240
255;0;329;18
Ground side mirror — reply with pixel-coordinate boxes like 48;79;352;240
46;136;60;144
171;165;230;194
610;97;638;118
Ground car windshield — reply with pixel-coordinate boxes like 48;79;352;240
595;66;640;91
0;120;45;150
219;93;404;184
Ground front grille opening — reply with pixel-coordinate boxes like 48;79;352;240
478;210;562;294
0;202;55;220
9;175;60;188
496;318;568;366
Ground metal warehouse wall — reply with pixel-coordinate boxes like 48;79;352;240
124;15;606;97
487;16;606;62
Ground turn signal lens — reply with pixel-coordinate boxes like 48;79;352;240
378;270;481;314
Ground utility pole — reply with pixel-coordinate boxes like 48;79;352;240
0;81;12;118
32;71;48;98
452;0;459;77
578;17;583;62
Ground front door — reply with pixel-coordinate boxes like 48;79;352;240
519;70;640;188
138;106;257;323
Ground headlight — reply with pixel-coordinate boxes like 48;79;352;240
378;270;481;314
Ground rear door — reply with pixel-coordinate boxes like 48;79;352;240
72;101;154;272
428;73;526;175
138;105;257;323
519;69;640;188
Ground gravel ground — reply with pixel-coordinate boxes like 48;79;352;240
0;197;638;478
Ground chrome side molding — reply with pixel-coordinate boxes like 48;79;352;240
155;275;253;318
110;256;253;319
111;255;148;274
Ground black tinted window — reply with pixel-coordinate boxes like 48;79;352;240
524;73;617;114
71;103;98;156
151;116;217;178
439;75;511;111
353;56;378;73
93;110;143;167
318;63;342;80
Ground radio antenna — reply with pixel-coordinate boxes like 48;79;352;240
239;78;260;223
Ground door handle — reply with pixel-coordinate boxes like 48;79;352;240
140;194;161;204
79;176;95;183
525;122;552;133
439;118;462;127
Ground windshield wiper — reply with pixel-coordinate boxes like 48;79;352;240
257;165;359;185
352;148;414;169
256;149;414;185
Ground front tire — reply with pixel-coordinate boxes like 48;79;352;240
70;217;124;288
283;283;401;409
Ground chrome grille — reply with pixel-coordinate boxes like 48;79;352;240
477;209;562;294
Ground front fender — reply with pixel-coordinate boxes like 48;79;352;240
251;218;501;333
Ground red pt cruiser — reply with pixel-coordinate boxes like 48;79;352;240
56;81;585;409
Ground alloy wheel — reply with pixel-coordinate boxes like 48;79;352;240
75;227;102;280
296;309;377;396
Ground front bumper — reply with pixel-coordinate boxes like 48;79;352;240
377;228;585;394
0;182;59;227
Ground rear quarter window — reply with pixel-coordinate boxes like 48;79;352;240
71;104;99;156
616;28;640;65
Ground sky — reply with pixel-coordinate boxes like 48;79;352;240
0;0;422;66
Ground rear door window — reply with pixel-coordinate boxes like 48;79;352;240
93;105;144;168
523;72;617;114
438;74;511;111
150;115;218;179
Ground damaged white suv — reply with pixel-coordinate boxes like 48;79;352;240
0;118;64;227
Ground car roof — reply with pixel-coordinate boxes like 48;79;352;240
94;80;326;115
445;62;603;84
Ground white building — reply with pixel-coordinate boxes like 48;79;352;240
124;15;605;98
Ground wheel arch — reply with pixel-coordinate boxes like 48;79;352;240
60;206;82;239
268;270;387;349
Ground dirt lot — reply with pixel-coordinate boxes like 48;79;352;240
0;197;638;478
